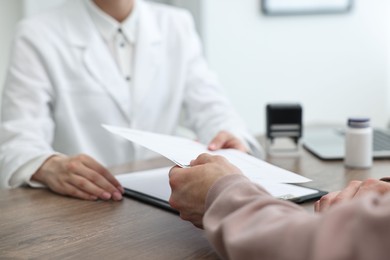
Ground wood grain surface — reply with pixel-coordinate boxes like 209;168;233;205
1;145;390;259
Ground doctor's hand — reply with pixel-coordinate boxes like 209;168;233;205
208;131;248;153
315;179;390;213
169;153;242;228
32;154;124;201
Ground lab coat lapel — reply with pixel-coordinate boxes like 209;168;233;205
83;45;132;122
64;1;131;122
133;1;162;113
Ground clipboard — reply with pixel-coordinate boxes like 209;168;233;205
287;186;328;204
123;188;178;214
116;167;328;214
104;125;327;212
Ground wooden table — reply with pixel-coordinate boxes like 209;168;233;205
1;149;390;259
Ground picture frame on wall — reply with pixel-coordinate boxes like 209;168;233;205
262;0;353;16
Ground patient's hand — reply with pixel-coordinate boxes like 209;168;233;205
315;178;390;212
32;154;124;201
169;153;242;228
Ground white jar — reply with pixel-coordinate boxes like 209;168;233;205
344;118;373;169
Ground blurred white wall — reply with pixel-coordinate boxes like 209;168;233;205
0;0;23;95
201;0;389;134
171;0;202;36
23;0;64;17
388;2;390;127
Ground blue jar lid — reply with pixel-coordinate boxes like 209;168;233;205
348;118;370;128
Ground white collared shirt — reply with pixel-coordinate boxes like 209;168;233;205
85;0;139;84
10;1;140;188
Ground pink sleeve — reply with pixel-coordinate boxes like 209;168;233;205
204;175;390;260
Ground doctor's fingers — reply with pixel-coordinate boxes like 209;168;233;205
74;154;124;193
218;134;248;152
66;173;122;201
54;182;99;201
71;165;123;201
208;131;247;152
208;131;233;150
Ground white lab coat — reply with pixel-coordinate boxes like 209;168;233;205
0;0;261;188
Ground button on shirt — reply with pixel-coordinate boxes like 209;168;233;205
85;0;139;84
9;0;139;188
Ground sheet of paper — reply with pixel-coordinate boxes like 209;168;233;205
116;167;319;202
104;124;310;183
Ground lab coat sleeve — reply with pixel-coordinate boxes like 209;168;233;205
204;174;390;260
0;21;57;188
179;12;263;158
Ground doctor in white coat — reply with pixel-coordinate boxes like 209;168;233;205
0;0;262;201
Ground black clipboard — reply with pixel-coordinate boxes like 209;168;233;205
124;188;328;215
124;186;327;213
119;168;328;214
124;188;178;214
287;186;328;204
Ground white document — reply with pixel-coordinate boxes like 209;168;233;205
103;124;311;183
116;167;320;202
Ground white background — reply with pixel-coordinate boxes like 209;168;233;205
202;0;389;134
265;0;352;11
0;0;389;136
